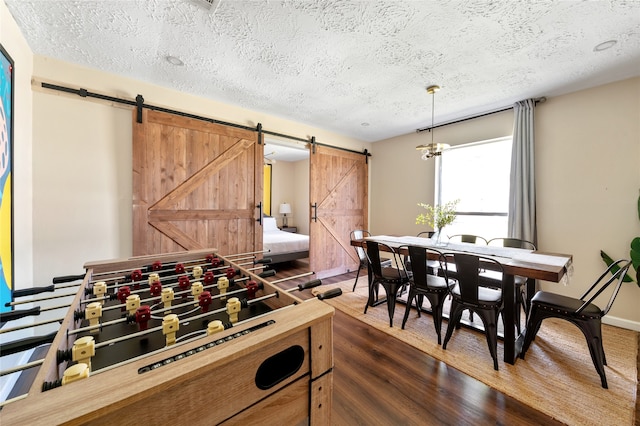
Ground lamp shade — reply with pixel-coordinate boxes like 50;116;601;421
279;203;292;215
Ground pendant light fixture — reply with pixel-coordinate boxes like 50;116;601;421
416;85;450;159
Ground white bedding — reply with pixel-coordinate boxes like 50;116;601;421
263;217;309;255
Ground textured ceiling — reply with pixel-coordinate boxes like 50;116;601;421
5;0;640;142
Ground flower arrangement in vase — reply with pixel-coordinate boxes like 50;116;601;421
416;199;460;245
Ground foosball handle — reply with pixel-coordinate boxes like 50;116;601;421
297;279;322;291
53;274;86;284
0;307;41;322
0;332;57;356
316;288;342;300
13;286;55;298
258;269;277;278
254;258;273;264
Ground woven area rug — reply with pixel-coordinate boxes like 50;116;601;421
313;279;638;425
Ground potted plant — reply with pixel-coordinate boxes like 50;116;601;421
416;199;459;246
600;191;640;284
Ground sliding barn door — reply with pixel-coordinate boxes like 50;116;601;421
309;145;368;278
132;109;262;256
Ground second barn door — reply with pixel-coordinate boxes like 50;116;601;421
309;145;368;278
132;109;262;257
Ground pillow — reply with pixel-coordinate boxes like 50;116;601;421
263;216;279;232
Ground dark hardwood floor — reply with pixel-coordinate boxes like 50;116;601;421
270;259;638;426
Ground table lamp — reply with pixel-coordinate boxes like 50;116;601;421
279;203;292;227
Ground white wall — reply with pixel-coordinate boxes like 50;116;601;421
270;158;310;234
535;78;640;328
293;158;310;235
372;77;640;328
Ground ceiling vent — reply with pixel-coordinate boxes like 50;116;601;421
189;0;221;12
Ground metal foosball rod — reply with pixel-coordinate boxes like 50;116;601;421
0;359;45;378
266;272;343;300
0;300;76;322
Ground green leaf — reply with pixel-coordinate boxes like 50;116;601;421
632;237;640;272
600;250;634;283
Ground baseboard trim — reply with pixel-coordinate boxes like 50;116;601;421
603;315;640;332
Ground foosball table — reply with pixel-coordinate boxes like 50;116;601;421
0;249;334;425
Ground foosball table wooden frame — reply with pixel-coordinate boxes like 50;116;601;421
1;249;334;425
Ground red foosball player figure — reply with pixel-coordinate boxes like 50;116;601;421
225;267;236;279
178;275;190;296
207;254;221;268
150;280;162;301
246;281;259;300
203;271;215;286
131;269;143;289
117;286;131;311
135;305;151;331
199;291;212;313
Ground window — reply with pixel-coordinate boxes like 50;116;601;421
436;137;511;239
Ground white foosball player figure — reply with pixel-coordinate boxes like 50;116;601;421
62;363;90;386
93;282;107;305
207;320;224;335
85;302;102;334
217;276;229;300
126;294;141;316
72;336;95;371
162;314;179;346
161;288;174;313
191;281;203;307
226;297;241;324
192;266;203;280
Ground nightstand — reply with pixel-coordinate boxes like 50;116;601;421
280;226;297;233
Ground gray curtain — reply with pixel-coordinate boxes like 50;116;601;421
508;99;537;245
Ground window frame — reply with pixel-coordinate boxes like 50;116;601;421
435;136;512;232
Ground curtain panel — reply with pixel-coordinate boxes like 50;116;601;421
508;99;537;245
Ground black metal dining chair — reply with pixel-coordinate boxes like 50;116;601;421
483;237;537;334
350;230;391;292
399;245;453;344
442;234;488;324
520;259;632;388
363;240;409;327
447;234;488;245
442;253;505;370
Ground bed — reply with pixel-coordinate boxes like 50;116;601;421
263;216;309;263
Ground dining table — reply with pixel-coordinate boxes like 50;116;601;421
350;235;573;365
